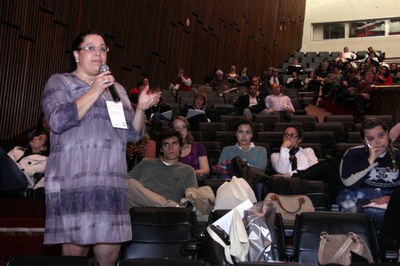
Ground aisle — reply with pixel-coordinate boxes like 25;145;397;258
305;104;331;123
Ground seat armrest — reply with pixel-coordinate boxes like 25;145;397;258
381;250;399;262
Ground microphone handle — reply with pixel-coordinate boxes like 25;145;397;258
108;84;120;102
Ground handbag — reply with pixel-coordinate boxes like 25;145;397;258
318;231;374;266
265;193;314;227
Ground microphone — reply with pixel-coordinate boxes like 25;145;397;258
99;64;120;102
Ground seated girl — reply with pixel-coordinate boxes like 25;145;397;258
219;118;267;172
337;117;400;230
172;116;210;183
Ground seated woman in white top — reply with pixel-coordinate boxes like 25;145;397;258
271;125;318;177
271;125;341;202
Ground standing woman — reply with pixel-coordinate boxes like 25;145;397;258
41;31;160;266
172;116;210;183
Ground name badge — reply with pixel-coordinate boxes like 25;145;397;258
106;101;128;129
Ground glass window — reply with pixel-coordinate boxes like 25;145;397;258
349;20;385;38
312;23;344;40
389;18;400;35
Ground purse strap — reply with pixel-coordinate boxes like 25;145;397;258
270;194;305;213
318;231;358;264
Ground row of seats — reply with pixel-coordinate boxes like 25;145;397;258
6;209;390;265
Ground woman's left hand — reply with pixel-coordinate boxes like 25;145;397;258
136;86;161;111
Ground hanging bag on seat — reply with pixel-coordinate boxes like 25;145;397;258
265;193;314;227
318;231;374;266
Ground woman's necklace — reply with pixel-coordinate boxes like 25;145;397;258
74;71;95;86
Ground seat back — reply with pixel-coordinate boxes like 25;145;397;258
302;132;336;157
120;207;197;260
254;115;281;131
198;122;226;141
292;212;380;264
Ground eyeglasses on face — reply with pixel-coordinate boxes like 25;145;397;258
283;133;298;138
174;125;187;130
77;45;109;53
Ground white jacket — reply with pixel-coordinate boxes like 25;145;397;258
7;147;47;185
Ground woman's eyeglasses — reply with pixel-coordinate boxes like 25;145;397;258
283;133;298;138
78;45;109;53
174;125;187;130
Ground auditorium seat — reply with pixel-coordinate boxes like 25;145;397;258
302;132;336;157
120;207;199;261
254;115;281;131
299;143;325;161
214;131;235;148
323;115;356;132
346;131;363;143
219;115;245;131
256;132;284;153
336;143;361;159
274;122;303;133
290;115;318;131
198;122;226;141
314;122;346;143
292;212;380;264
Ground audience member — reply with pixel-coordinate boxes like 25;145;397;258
237;66;250;86
315;61;330;81
264;83;295;122
145;87;172;131
366;46;385;63
168;67;193;95
271;125;318;177
303;71;321;95
389;63;399;80
225;64;240;85
218;118;267;171
285;71;304;89
342;68;360;98
209;69;230;92
180;92;210;131
235;84;266;120
342;46;357;62
352;71;376;116
271;125;341;201
0;130;49;191
287;58;304;75
172;116;210;182
129;77;149;108
126;131;156;171
41;31;160;265
374;65;393;85
127;128;198;204
323;65;343;102
269;68;284;85
337;117;400;230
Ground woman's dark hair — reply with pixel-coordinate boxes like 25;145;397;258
27;129;50;156
283;125;303;139
67;31;105;72
379;65;390;78
235;118;254;132
157;127;183;150
361;117;398;171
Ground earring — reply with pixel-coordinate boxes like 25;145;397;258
75;58;79;62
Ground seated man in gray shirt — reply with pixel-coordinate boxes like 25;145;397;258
127;128;198;206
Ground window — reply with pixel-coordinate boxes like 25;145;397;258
312;23;344;40
350;20;385;38
389;18;400;35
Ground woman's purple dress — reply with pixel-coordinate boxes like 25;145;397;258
42;73;140;244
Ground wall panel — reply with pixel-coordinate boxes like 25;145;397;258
0;0;305;139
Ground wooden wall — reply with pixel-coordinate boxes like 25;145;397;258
0;0;305;140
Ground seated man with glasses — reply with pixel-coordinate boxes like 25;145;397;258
271;125;341;202
127;128;198;207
